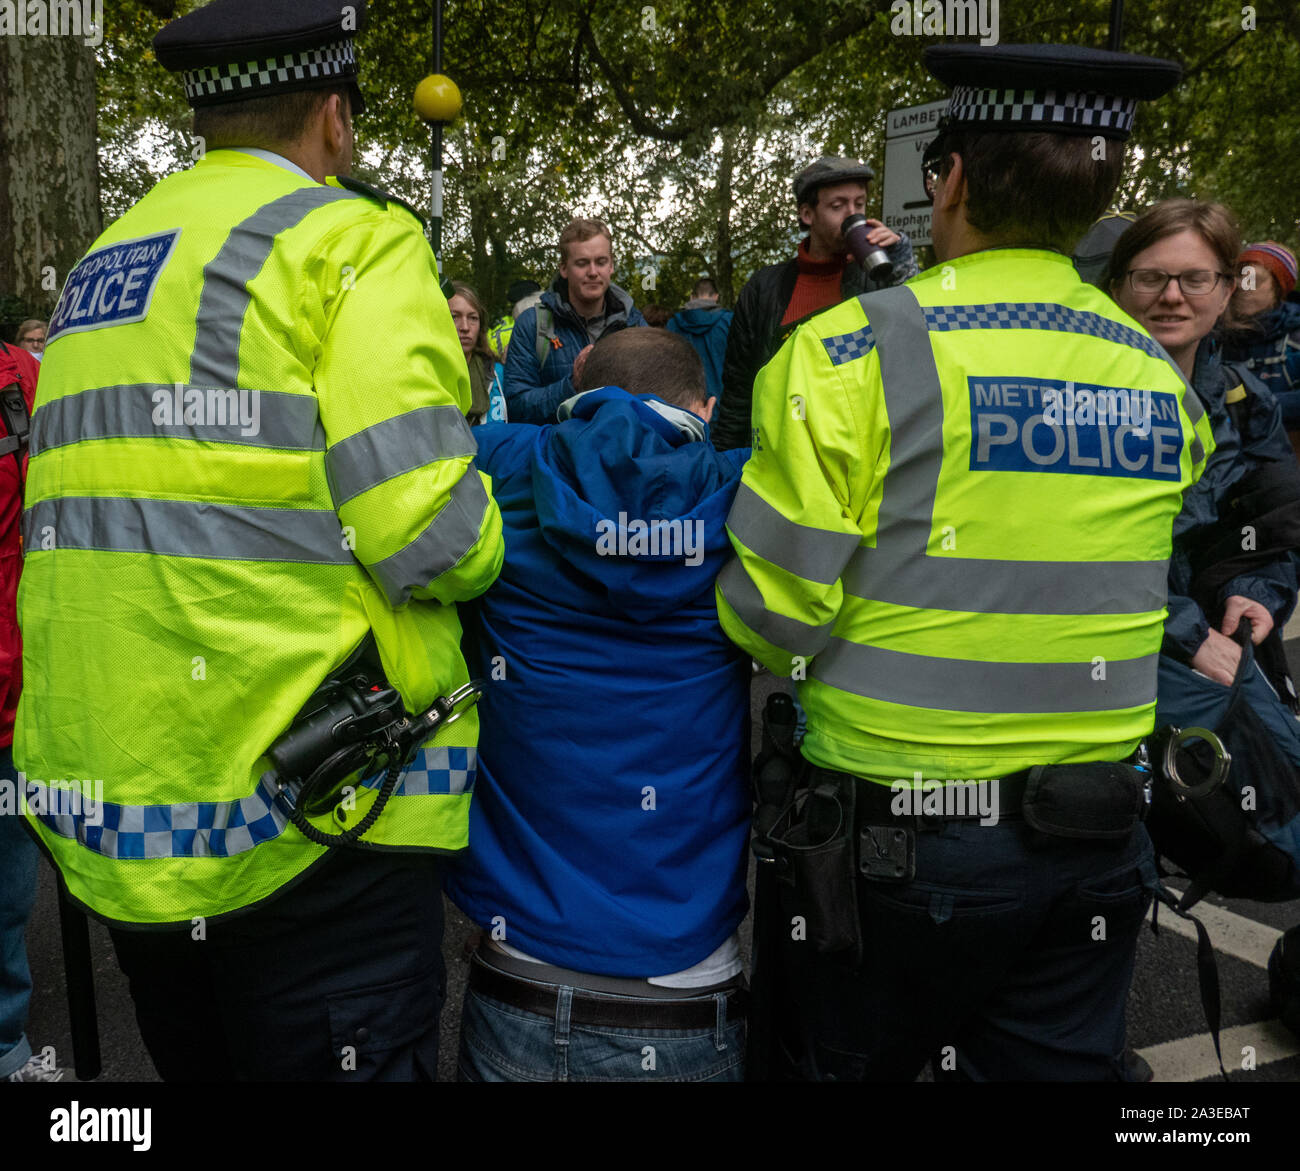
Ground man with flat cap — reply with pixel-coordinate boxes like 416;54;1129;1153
18;0;503;1080
720;44;1214;1081
711;156;915;452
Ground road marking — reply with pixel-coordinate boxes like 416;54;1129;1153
1151;887;1282;969
1137;1019;1300;1082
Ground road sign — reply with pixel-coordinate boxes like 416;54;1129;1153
882;99;948;248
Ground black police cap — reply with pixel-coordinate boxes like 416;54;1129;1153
1073;209;1142;287
154;0;367;114
924;43;1182;140
506;279;542;304
793;156;876;206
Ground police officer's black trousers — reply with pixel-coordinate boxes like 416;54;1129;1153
775;816;1158;1081
109;851;446;1081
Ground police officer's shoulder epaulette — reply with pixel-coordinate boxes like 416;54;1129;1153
333;176;426;228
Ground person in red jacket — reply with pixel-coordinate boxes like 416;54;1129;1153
0;339;60;1081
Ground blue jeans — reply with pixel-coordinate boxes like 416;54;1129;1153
457;963;745;1082
0;745;38;1076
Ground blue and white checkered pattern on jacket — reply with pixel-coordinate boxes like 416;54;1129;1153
24;745;476;860
822;325;876;366
821;302;1164;368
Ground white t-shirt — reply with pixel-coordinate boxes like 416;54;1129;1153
488;931;743;990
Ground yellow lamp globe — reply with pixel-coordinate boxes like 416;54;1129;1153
414;74;463;123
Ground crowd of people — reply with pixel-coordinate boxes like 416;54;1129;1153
4;0;1300;1090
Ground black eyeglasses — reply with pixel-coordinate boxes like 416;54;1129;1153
921;131;949;205
1124;269;1232;297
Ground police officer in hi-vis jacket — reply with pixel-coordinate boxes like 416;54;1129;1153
18;0;503;1080
720;44;1213;1081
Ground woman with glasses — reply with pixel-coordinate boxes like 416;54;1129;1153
1107;199;1299;690
1109;205;1300;1020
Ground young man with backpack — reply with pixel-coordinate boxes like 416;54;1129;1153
501;217;646;423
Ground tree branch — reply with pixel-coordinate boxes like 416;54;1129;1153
579;4;876;142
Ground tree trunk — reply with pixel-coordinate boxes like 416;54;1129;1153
0;35;101;332
714;127;735;307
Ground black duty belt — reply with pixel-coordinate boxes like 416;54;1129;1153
845;769;1032;829
469;954;746;1030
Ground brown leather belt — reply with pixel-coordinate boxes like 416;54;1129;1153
469;954;746;1029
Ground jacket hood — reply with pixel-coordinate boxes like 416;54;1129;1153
1255;298;1300;340
526;386;743;620
672;303;726;334
544;276;637;330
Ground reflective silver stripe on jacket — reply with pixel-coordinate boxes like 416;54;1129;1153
725;483;860;585
814;638;1159;714
326;405;478;507
189;186;359;388
31;384;324;455
716;558;836;658
843;546;1168;616
367;467;491;605
23;497;356;565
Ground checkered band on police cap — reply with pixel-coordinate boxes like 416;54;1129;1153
947;84;1137;138
182;39;356;106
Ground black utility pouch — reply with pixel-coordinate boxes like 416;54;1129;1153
768;779;862;959
1021;761;1147;842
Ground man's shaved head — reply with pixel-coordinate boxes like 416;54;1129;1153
577;328;708;410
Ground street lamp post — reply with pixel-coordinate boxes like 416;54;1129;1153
413;0;462;280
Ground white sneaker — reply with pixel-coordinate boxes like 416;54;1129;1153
6;1054;68;1082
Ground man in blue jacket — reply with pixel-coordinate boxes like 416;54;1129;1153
502;217;647;423
446;328;752;1082
667;278;732;406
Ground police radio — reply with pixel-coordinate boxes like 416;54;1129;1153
268;635;482;848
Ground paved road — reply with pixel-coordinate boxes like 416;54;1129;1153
20;657;1300;1084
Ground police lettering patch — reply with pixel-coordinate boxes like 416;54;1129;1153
968;376;1183;481
47;230;181;343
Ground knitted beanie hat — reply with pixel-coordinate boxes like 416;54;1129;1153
1239;241;1298;299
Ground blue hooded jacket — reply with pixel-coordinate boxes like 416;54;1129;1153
444;387;753;975
666;300;733;403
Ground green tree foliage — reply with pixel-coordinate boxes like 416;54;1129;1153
91;0;1300;321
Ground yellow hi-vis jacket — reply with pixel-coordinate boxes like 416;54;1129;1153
18;149;504;926
718;249;1214;783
